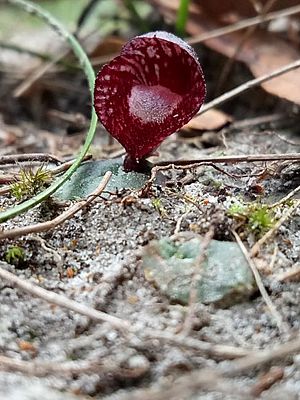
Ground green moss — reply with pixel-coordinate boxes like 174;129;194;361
227;200;276;237
10;166;52;201
4;246;25;267
152;198;167;217
248;205;275;233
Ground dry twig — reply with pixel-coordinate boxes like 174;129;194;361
276;264;300;282
0;171;112;240
268;186;300;208
232;230;287;332
116;335;300;400
215;0;279;93
154;153;300;168
0;355;112;376
0;153;62;165
251;200;300;257
198;59;300;116
0;262;129;331
187;4;300;45
144;329;250;359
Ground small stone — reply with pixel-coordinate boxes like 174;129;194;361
141;234;255;307
127;354;150;370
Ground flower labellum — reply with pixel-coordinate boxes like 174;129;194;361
94;31;206;171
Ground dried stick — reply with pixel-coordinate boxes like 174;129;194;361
50;154;92;175
230;113;290;130
0;262;129;331
232;230;286;332
227;335;300;374
144;329;250;359
215;0;279;94
0;171;112;240
13;49;69;97
0;155;92;189
0;355;112;376
268;185;300;208
276;264;300;282
251;200;300;257
198;59;300;117
154;152;300;168
0;261;252;359
0;177;14;186
0;153;62;165
187;4;300;45
118;335;300;400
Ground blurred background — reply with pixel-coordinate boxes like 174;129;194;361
0;0;299;158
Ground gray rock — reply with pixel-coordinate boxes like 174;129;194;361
141;234;255;306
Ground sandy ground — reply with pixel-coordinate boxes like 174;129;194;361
0;121;299;399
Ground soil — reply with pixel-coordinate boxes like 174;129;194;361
0;114;299;399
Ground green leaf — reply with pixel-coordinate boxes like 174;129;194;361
55;158;150;200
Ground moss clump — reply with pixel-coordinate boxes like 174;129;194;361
227;200;276;237
4;245;26;268
10;166;52;201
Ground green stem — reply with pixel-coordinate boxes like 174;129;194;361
0;0;97;223
175;0;189;37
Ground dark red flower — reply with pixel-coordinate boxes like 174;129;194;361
94;31;206;171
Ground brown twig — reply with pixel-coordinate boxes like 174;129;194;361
268;185;300;208
215;0;279;94
50;154;92;175
0;262;129;331
154;153;300;168
0;155;92;188
198;59;300;117
250;366;284;397
0;355;112;376
276;264;300;282
273;133;300;146
250;200;300;257
142;328;250;359
0;171;112;240
229;113;292;130
0;176;14;186
0;153;62;165
116;335;300;400
187;4;300;45
13;49;69;97
232;230;287;333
